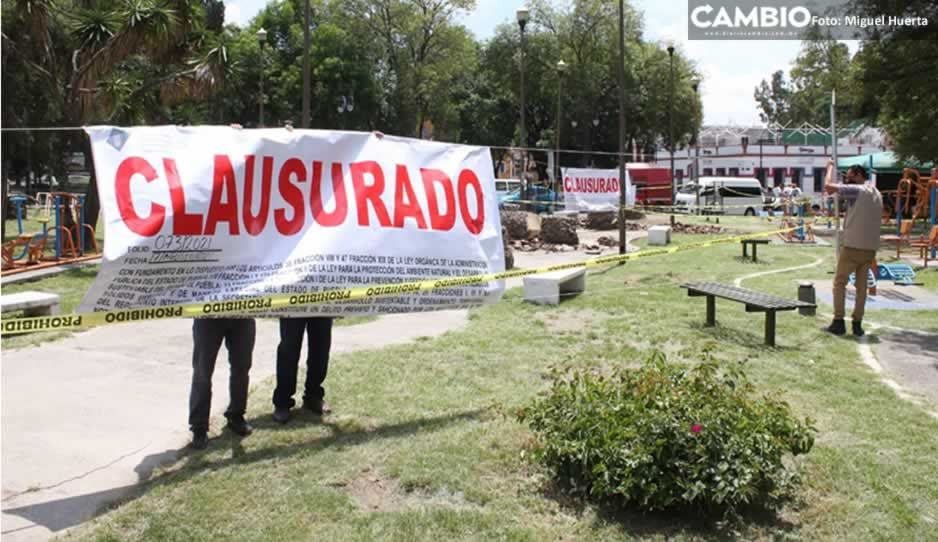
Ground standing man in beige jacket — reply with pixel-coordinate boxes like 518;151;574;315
824;160;883;336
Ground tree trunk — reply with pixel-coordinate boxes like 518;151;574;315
2;155;8;242
56;133;70;192
81;133;100;249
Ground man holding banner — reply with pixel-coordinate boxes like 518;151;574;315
76;125;506;440
272;317;333;423
189;317;256;449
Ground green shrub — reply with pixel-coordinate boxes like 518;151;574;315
519;352;816;514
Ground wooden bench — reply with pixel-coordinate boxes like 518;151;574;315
680;281;815;346
0;291;61;317
740;239;770;262
523;268;586;305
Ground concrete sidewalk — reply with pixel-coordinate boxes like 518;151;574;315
874;330;938;406
1;310;468;542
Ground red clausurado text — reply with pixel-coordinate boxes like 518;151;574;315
114;155;488;237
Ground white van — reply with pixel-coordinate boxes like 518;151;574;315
674;177;765;216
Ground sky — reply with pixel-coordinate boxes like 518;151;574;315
224;0;854;126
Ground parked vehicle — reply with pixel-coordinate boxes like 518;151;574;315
627;164;672;205
674;177;764;216
500;184;557;213
495;179;522;204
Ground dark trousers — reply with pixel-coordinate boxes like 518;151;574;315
273;317;333;409
188;318;256;433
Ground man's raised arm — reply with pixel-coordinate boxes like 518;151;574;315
823;159;838;195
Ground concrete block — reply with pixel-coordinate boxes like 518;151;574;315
1;291;61;316
648;225;672;246
523;268;586;305
526;212;542;238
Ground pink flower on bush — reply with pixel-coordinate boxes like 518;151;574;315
691;424;703;434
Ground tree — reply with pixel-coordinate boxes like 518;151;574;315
2;0;232;242
754;29;854;127
754;71;793;126
347;0;477;138
218;0;381;129
475;0;700;169
788;29;854;126
849;0;938;161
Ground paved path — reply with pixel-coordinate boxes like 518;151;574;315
731;256;938;417
869;329;938;415
1;258;102;286
1;310;468;541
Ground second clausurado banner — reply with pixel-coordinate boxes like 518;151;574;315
80;126;506;317
561;168;635;212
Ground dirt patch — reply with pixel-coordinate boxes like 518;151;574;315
536;309;611;335
340;471;403;511
337;470;478;512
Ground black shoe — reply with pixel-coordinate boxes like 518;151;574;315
852;320;865;337
272;407;291;425
825;319;846;336
190;431;208;450
225;417;253;437
303;399;332;415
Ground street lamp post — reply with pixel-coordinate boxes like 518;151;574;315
692;80;701;209
257;27;268;127
337;95;354;130
590;118;599;167
302;2;311;128
617;0;627;254
517;5;529;206
555;59;567;206
667;43;675;204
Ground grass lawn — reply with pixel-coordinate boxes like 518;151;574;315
63;236;938;541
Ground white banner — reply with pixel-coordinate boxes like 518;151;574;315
80;126;505;317
561;168;635;212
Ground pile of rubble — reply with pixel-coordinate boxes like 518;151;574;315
501;210;533;240
509;238;579;252
501;210;581;251
671;222;725;234
584;212;616;230
502;227;514;270
581;210;646;230
540;215;579;246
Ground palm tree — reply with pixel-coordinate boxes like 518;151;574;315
2;0;229;244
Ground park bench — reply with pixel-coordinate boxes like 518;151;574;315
523;268;586;305
680;281;815;347
0;291;61;317
740;239;770;262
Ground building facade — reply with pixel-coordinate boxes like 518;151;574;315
655;124;888;196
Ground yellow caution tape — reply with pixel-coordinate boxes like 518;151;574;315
501;199;823;212
0;226;800;336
